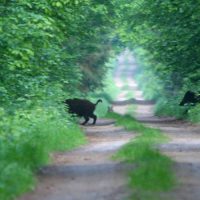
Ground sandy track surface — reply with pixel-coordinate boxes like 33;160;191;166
18;117;136;200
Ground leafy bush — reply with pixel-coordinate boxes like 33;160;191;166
154;98;186;119
0;1;123;200
187;105;200;123
0;107;85;200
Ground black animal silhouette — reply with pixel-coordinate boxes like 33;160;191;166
64;98;102;125
179;91;200;106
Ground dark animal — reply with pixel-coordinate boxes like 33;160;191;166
64;98;102;125
179;91;200;106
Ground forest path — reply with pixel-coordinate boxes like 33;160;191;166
113;52;200;199
18;118;135;200
18;51;200;200
18;58;136;199
113;77;200;200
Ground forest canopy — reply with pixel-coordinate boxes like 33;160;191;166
0;0;117;107
114;0;200;118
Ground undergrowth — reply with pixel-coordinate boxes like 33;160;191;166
187;104;200;123
0;106;86;200
154;98;186;119
106;112;176;199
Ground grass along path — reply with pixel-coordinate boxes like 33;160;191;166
113;60;200;200
111;104;175;199
106;112;175;199
111;57;176;198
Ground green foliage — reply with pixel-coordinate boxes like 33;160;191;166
0;0;117;106
113;0;200;120
0;106;86;200
4;0;200;198
154;97;186;118
94;98;109;117
0;163;34;200
187;105;200;123
88;56;121;117
100;57;121;101
0;1;119;199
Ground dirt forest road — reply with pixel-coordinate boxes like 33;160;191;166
113;51;200;200
18;52;137;200
18;120;134;200
18;51;200;200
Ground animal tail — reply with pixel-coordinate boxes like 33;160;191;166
95;99;103;106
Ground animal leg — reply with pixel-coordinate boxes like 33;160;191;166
91;114;97;125
82;116;89;125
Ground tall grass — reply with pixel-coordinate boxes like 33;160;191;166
106;112;175;199
154;98;186;119
187;104;200;123
0;106;86;200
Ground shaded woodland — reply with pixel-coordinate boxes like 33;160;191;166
1;1;200;199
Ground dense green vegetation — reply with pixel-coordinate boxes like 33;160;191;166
114;0;200;121
1;0;199;199
0;108;85;200
0;0;117;104
106;112;175;199
0;1;117;199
